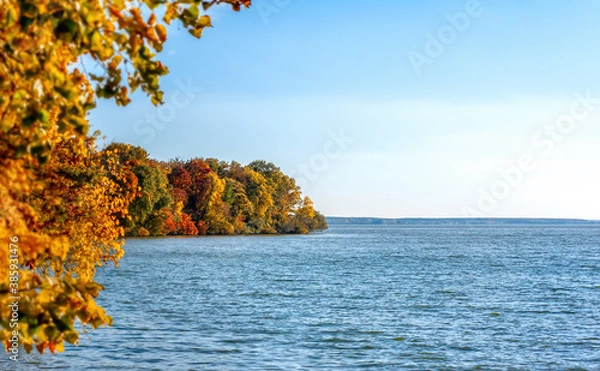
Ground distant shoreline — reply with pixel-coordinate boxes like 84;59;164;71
326;217;600;226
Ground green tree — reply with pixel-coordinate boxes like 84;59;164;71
1;0;251;353
104;143;173;236
223;178;253;233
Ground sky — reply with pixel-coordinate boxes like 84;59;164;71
90;0;600;219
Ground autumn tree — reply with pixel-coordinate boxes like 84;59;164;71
104;143;173;236
222;178;253;233
205;157;231;178
288;197;328;234
248;160;302;233
183;158;213;221
0;121;137;354
201;173;234;234
176;159;235;234
164;160;197;235
241;166;274;233
1;0;251;354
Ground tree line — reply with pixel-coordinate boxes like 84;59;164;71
105;143;328;237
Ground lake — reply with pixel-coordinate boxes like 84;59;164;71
14;224;600;370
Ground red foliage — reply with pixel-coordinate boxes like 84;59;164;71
197;220;209;235
179;213;198;235
186;159;212;187
185;159;214;211
161;209;178;235
171;187;188;204
170;166;192;193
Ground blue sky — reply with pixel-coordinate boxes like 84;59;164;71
91;0;600;219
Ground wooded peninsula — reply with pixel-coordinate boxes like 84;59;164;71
104;143;328;237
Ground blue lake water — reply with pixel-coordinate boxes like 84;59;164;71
12;224;600;370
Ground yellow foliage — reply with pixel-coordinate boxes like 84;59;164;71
0;118;136;354
0;0;250;355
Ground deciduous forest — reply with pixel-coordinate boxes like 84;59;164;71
104;143;328;237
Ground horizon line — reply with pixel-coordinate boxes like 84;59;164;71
325;216;600;222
